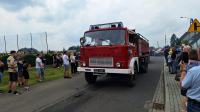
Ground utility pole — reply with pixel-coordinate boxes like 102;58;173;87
45;32;49;53
165;34;167;46
30;33;33;51
3;35;7;53
157;41;160;48
17;34;19;51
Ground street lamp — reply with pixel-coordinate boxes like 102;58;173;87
180;17;194;25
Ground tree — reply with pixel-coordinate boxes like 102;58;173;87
181;39;191;46
68;46;80;52
170;34;179;47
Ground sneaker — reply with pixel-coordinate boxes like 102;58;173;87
24;87;30;91
37;80;42;82
8;90;12;94
13;91;20;95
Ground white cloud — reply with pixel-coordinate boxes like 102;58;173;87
0;0;200;52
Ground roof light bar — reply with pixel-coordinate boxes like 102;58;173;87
90;22;124;30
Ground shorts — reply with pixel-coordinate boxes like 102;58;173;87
23;71;30;79
18;71;23;77
9;72;18;82
64;64;70;71
0;72;3;83
36;68;42;76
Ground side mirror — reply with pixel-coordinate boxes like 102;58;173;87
80;37;86;46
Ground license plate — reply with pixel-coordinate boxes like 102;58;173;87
94;69;105;73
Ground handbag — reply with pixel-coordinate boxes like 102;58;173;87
181;88;187;96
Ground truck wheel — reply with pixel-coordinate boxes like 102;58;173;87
140;63;148;73
127;64;138;87
85;72;97;84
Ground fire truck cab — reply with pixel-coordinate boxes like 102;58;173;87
78;22;149;86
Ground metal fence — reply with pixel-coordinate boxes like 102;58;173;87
0;32;48;53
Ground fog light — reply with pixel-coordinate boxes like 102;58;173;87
116;62;121;68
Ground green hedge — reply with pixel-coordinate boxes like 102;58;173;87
0;54;54;67
44;54;53;65
23;54;36;66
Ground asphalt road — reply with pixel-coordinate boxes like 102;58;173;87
41;56;163;112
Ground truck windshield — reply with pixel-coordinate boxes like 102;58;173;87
84;30;125;46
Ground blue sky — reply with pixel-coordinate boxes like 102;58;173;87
0;0;200;52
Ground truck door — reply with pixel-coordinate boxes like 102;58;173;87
128;33;138;56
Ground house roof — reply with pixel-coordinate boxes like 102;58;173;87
180;32;200;45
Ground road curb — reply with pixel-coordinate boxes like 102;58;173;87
148;62;165;112
164;63;170;112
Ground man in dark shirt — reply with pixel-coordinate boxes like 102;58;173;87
164;47;169;66
171;48;177;74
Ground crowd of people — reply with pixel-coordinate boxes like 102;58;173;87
164;45;200;112
53;52;80;75
0;50;80;95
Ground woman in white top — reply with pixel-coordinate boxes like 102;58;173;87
70;53;76;74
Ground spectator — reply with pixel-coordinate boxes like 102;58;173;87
35;54;44;82
52;54;57;68
62;51;71;78
56;54;60;68
182;65;200;112
58;53;63;67
187;49;200;71
179;45;190;83
23;61;30;91
7;50;20;95
164;46;169;66
168;49;172;73
75;52;80;73
0;60;4;93
181;49;200;111
40;54;46;80
17;58;24;87
170;47;177;74
70;53;76;74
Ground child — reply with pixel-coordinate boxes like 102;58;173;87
23;61;30;91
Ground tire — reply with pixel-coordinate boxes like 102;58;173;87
85;72;97;84
139;62;148;73
127;64;138;87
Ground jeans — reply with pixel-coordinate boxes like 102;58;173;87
171;60;176;73
168;62;172;73
0;72;3;83
164;55;168;66
187;100;200;112
36;68;45;80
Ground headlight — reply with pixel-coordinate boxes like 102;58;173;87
116;62;121;68
82;62;86;67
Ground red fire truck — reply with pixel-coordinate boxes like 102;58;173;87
78;22;150;86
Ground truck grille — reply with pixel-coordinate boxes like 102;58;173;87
89;57;113;67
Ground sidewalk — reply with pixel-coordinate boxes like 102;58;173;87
0;74;87;112
164;65;185;112
149;63;185;112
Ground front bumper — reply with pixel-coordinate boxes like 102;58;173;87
77;67;131;74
